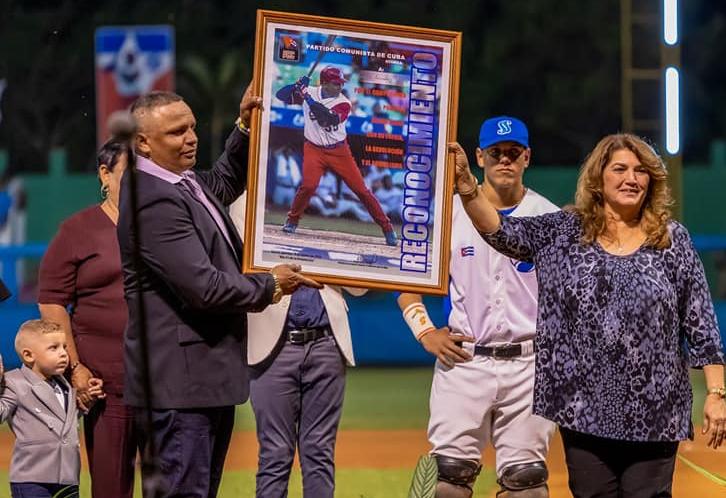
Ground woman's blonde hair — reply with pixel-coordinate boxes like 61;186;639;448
570;133;673;249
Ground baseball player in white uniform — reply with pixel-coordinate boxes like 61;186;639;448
275;66;397;246
399;116;558;498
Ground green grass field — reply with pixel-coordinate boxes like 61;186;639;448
235;367;435;431
0;368;711;497
0;468;498;498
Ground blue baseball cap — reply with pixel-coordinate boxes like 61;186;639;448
478;116;529;149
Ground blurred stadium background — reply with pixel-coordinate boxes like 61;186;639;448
0;1;725;497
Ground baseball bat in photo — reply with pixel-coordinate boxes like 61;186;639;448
307;35;337;78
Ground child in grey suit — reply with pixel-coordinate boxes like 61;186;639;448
0;319;104;498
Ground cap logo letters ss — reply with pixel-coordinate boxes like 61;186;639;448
496;119;513;135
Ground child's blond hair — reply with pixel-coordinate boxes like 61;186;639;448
14;319;62;364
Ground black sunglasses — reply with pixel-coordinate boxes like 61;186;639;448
486;146;525;162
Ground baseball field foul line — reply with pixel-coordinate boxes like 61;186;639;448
676;454;726;486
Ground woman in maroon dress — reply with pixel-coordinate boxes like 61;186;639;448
38;140;138;498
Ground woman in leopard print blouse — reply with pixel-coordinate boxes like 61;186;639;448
450;134;726;498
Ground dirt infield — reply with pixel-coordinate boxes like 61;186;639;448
0;428;722;496
264;225;406;260
224;429;726;497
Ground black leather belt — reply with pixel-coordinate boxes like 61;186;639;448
287;327;332;345
474;343;523;359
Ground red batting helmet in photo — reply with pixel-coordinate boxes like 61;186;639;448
319;66;346;85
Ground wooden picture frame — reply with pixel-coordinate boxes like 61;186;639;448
244;9;461;295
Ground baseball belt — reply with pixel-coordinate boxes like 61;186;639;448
287;326;333;345
474;340;534;359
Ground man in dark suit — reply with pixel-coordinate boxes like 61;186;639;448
118;87;320;498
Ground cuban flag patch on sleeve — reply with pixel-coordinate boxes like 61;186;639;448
460;246;475;257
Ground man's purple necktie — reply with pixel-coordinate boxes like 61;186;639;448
181;171;236;256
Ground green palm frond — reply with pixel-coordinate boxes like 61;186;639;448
51;485;79;498
181;55;216;95
219;52;240;91
408;455;438;498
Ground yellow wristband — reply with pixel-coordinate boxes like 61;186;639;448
707;387;726;398
402;302;436;341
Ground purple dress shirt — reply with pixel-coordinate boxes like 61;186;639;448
136;156;236;256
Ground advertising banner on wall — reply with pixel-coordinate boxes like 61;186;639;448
95;25;174;146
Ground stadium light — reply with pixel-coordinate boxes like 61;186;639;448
665;66;680;155
663;0;678;46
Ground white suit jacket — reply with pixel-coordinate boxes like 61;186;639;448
229;194;365;366
246;285;364;366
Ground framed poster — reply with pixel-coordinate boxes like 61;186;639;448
244;10;461;295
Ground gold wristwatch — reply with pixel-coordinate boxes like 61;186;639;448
707;387;726;399
271;273;283;304
235;117;250;135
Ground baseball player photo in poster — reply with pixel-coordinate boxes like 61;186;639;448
245;10;462;294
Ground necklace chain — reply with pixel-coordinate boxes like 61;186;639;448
603;228;642;254
101;199;119;221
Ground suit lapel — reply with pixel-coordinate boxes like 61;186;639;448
319;286;342;325
182;180;243;263
199;180;245;261
22;367;66;421
56;375;76;434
